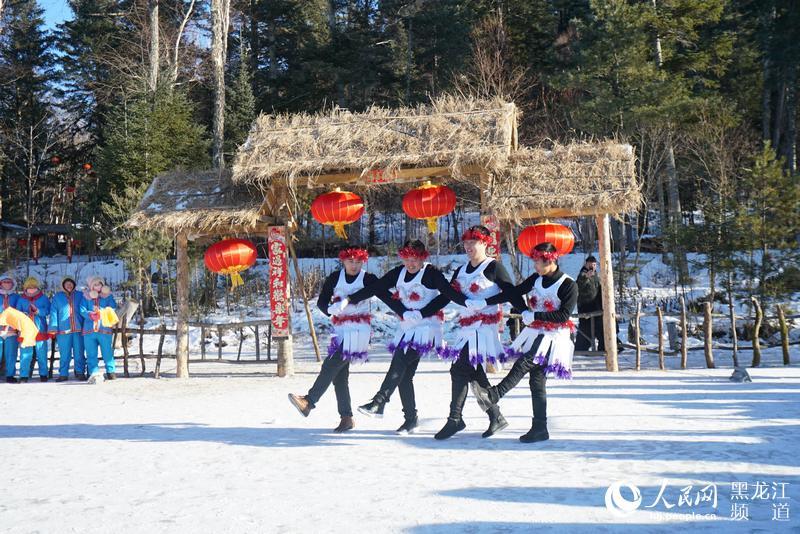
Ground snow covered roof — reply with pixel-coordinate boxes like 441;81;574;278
126;169;272;236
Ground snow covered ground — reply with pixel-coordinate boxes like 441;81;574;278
1;345;798;533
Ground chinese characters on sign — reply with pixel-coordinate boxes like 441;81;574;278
268;226;290;338
481;215;501;259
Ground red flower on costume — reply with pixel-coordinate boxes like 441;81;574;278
528;295;538;309
451;280;462;292
391;290;401;300
469;282;481;294
331;296;341;303
409;292;421;302
543;299;557;312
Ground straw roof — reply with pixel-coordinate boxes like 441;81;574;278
126;169;270;235
232;96;518;188
485;142;641;222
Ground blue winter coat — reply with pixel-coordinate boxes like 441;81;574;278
49;291;84;335
80;292;117;335
15;291;51;332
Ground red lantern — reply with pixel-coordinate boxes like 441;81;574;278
17;238;27;248
402;181;456;234
50;156;61;165
82;163;92;171
65;185;76;194
311;188;364;239
518;222;575;258
204;238;258;289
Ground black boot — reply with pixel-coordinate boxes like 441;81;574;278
396;416;419;434
434;418;466;440
74;372;87;381
470;381;499;411
19;377;29;383
357;398;385;418
40;376;49;382
56;376;69;383
6;376;18;384
482;405;508;438
105;372;116;380
519;419;549;443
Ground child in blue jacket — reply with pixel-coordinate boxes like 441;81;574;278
50;277;86;381
15;277;51;382
80;275;117;382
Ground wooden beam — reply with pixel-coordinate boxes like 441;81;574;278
175;232;190;378
504;206;618;221
595;214;618;372
273;165;487;189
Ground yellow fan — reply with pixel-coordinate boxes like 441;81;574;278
100;307;119;328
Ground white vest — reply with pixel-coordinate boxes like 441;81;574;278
333;269;370;318
394;264;438;311
456;258;501;320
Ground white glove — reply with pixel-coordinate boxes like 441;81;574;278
521;310;536;325
402;310;423;324
465;298;487;310
329;298;349;316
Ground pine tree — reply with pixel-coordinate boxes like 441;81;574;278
224;51;256;158
0;0;58;224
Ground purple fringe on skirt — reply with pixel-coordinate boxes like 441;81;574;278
503;347;572;379
327;337;368;363
388;339;436;358
435;346;507;367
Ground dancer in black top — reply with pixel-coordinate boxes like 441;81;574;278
472;242;578;443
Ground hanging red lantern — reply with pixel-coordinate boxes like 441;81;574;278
310;188;364;239
17;238;27;249
204;238;258;289
402;181;456;234
50;156;61;165
518;222;575;258
82;163;92;171
65;185;76;194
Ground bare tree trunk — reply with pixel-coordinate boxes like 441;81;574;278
169;0;196;89
211;0;231;168
249;0;260;88
782;64;797;173
148;0;159;93
762;58;771;140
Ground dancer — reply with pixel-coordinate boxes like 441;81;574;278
434;226;517;440
472;242;578;443
288;246;406;432
334;239;467;434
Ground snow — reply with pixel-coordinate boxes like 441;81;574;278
1;346;798;532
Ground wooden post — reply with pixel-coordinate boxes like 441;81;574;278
751;296;762;367
254;325;261;361
175;232;190;378
703;301;715;368
155;324;166;379
634;300;641;371
777;305;790;365
217;325;223;360
286;226;321;362
727;274;739;368
200;326;206;360
595;214;618;371
657;306;665;370
121;313;130;377
269;226;293;377
679;296;688;369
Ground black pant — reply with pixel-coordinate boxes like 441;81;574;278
307;351;352;417
447;346;492;421
494;336;548;422
374;348;421;420
576;315;604;352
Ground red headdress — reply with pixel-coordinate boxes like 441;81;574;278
398;246;430;260
461;229;493;245
338;248;369;262
529;249;559;262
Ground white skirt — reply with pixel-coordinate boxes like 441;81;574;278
508;327;574;379
389;317;443;358
329;322;371;363
439;324;506;368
